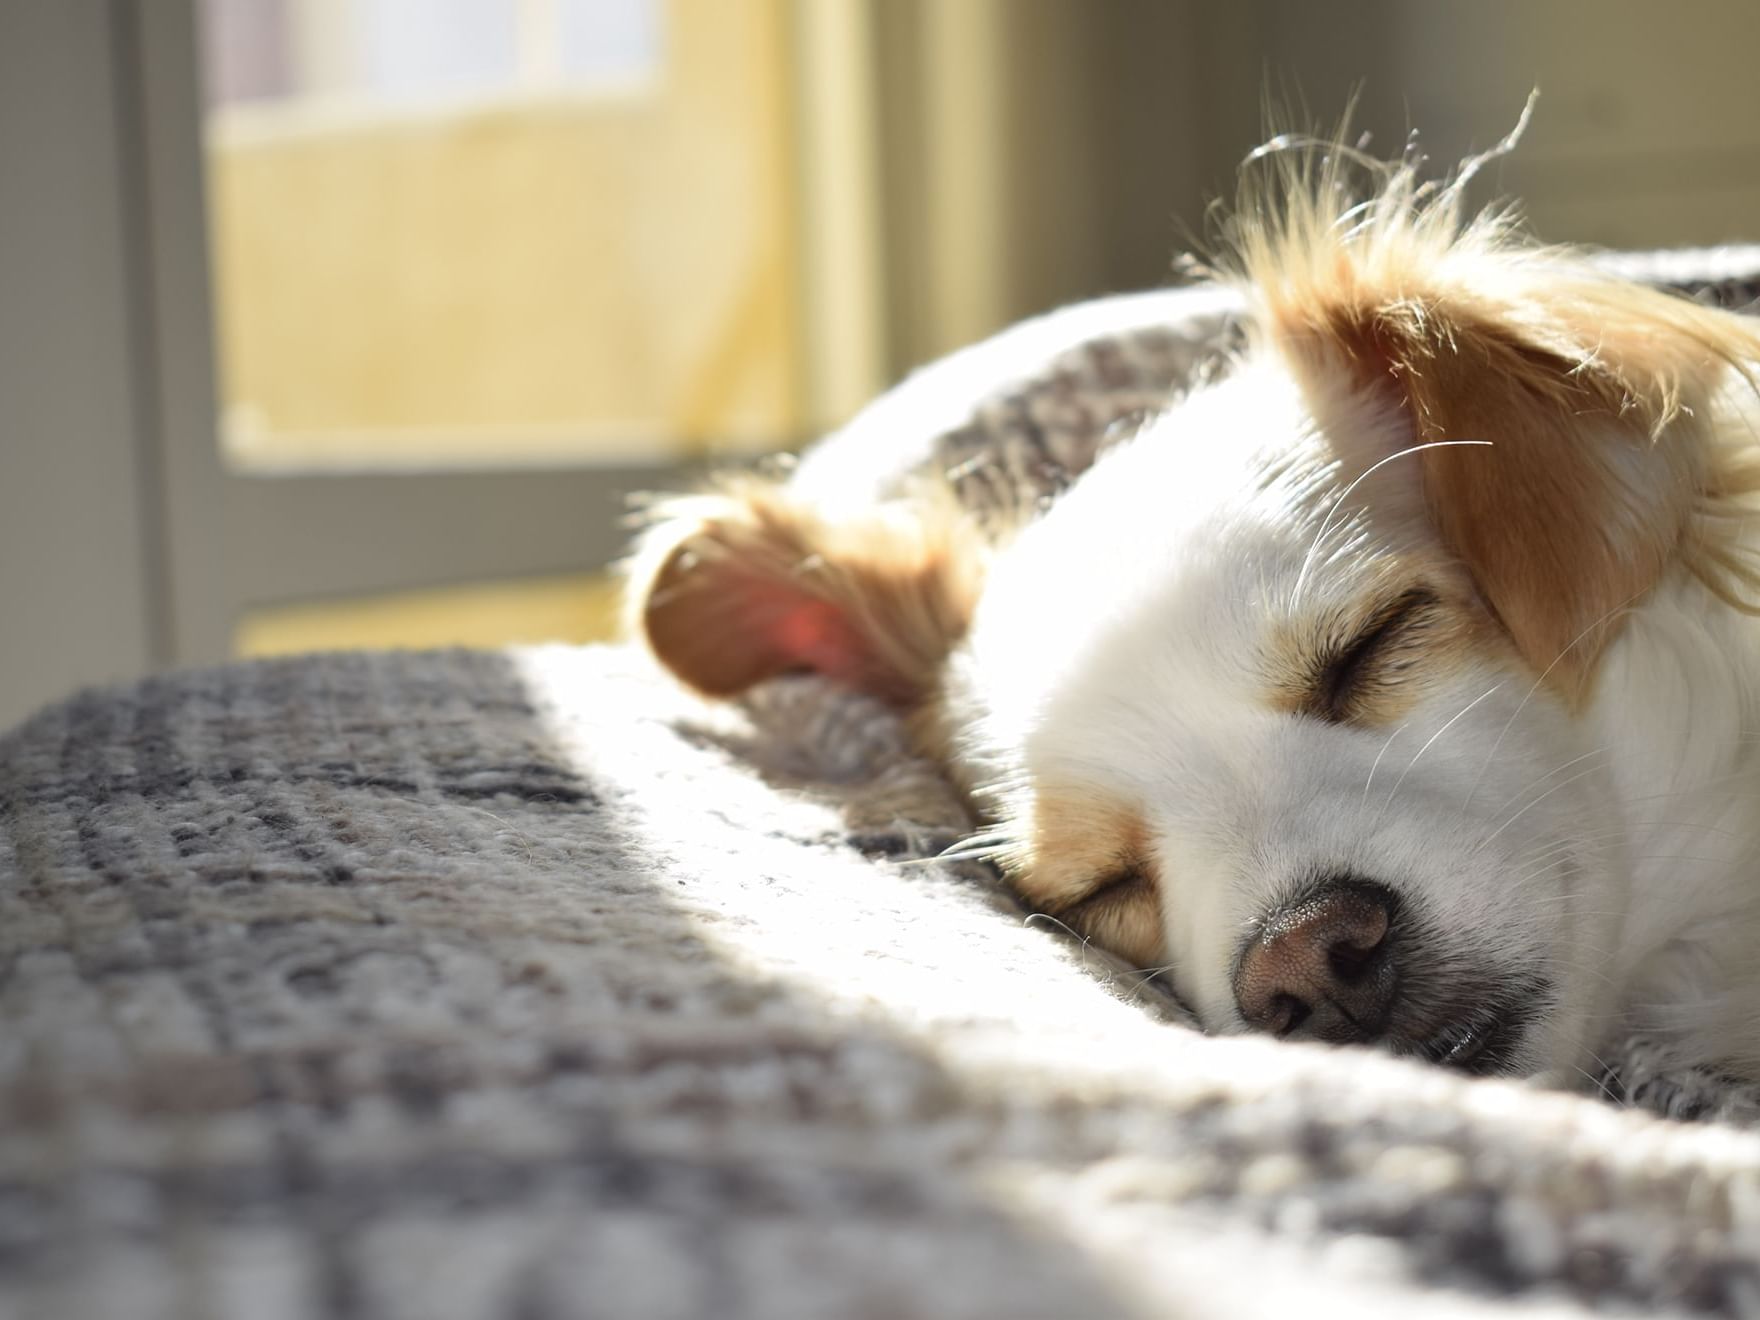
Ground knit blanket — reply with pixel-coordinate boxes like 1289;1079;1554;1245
8;254;1760;1319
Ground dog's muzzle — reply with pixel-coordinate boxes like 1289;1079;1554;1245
1233;878;1544;1074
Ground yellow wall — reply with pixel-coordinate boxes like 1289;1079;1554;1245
235;572;625;657
207;0;803;469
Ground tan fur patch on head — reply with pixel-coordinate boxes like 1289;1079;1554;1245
1003;787;1165;967
1263;578;1492;727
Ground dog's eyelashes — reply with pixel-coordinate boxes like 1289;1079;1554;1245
1065;865;1150;909
1047;864;1165;969
1310;586;1441;724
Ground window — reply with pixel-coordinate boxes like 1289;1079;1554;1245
200;0;814;475
138;0;892;659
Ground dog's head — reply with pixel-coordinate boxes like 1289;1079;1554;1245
628;144;1760;1083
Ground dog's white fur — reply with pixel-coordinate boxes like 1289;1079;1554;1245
629;134;1760;1093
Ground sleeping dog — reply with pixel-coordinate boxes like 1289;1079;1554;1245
627;132;1760;1095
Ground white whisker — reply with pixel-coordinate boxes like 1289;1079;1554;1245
1475;763;1610;855
1293;439;1492;607
1481;747;1607;829
1362;721;1410;807
1464;589;1647;812
1379;682;1503;815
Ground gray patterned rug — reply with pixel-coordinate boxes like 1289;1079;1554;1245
9;255;1760;1318
3;641;1760;1320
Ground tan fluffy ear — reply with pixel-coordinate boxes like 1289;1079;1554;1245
1222;138;1760;700
626;478;985;706
1264;266;1755;701
1366;302;1698;698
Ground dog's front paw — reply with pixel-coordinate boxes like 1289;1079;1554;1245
1598;1034;1760;1126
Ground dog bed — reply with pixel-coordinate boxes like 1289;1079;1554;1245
6;251;1760;1319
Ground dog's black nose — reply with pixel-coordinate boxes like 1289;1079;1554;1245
1234;881;1397;1042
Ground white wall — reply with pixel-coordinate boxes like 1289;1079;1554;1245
0;2;163;732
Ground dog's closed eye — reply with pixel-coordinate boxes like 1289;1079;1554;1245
1306;586;1443;724
1048;865;1163;968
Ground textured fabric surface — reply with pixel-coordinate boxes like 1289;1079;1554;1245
9;645;1760;1320
8;254;1760;1319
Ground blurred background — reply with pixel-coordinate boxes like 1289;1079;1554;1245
5;0;1760;730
